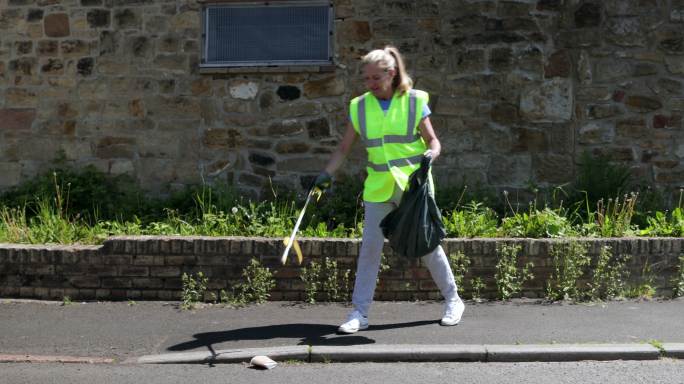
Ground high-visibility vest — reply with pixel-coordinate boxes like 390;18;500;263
350;89;433;202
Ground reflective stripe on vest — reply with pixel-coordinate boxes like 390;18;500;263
366;154;425;172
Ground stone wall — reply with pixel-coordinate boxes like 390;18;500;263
0;236;682;301
0;0;683;197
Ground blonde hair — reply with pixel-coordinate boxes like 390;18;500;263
362;46;413;95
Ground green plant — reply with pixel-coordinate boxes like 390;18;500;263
470;277;485;301
592;193;638;237
444;202;498;238
546;241;591;301
640;191;684;237
588;246;631;301
229;259;276;305
494;244;534;300
61;296;72;306
448;251;471;289
500;205;574;238
300;257;351;303
181;272;209;310
648;339;665;355
301;260;322;304
625;260;657;299
671;254;684;298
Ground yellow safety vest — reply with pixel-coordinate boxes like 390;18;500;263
350;89;433;202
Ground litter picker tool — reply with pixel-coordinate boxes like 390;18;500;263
281;187;322;265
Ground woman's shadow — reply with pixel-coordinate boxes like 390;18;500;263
167;320;436;353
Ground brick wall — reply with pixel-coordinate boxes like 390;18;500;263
1;236;682;301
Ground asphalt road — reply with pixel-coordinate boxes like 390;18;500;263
2;360;684;384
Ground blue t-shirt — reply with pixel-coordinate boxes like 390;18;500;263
349;99;431;122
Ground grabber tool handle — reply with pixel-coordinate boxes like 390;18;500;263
281;188;316;265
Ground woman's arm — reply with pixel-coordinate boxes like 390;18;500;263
324;121;358;174
419;116;441;161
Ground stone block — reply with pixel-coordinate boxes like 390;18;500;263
6;88;38;108
336;20;371;44
87;9;110;28
575;3;602;27
625;95;663;112
453;49;486;74
60;40;90;57
44;13;70;37
40;58;64;75
203;128;243;149
153;54;188;73
664;55;684;74
275;141;310;154
578;121;614;144
150;266;181;277
616;118;648;138
533;154;574;184
520;78;573;123
114;8;141;29
545;50;572;78
303;76;344;98
306;117;330;139
606;17;645;47
487;154;532;185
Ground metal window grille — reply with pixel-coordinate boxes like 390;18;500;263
201;1;333;67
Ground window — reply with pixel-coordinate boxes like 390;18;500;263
201;1;333;68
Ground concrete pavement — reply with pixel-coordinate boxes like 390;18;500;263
1;298;683;364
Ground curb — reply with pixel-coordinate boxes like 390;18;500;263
134;343;675;364
134;346;309;364
662;343;684;359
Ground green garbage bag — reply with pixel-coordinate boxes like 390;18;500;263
380;155;446;258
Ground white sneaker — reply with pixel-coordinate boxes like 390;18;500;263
338;310;369;334
440;299;465;326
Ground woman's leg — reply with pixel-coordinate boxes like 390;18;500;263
421;245;460;302
350;200;395;317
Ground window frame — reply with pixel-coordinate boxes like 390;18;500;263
200;0;334;69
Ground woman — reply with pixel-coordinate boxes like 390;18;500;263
314;46;465;334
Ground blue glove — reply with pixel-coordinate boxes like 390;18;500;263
313;171;332;190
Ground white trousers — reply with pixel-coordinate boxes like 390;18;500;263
351;187;460;317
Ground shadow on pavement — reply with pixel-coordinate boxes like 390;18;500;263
167;320;437;352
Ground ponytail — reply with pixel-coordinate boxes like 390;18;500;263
362;45;413;95
384;46;413;95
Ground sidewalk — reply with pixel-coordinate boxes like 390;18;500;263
1;298;683;363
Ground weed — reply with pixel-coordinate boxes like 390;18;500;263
671;254;684;298
546;241;591;301
648;339;665;355
625;260;657;299
495;244;534;300
448;251;471;290
301;261;322;304
61;296;72;306
592;193;638;237
470;277;486;301
181;272;208;310
229;259;276;305
500;205;575;238
300;257;351;303
588;246;631;301
444;202;498;238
